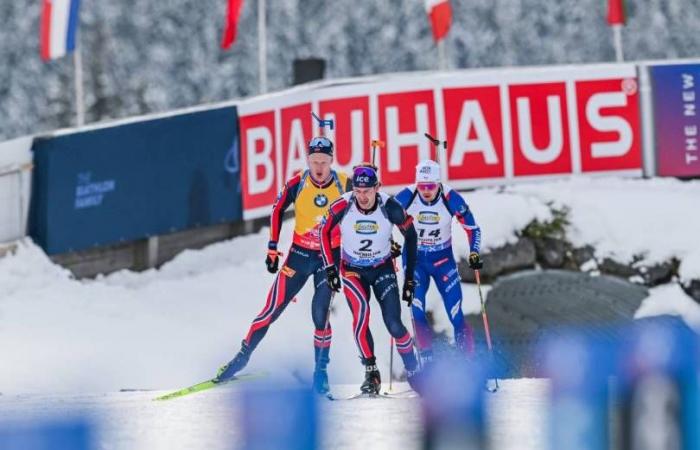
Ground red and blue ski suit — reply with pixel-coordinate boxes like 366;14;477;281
243;170;350;366
320;192;419;371
394;184;481;356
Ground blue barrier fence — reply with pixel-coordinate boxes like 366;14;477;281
29;106;243;255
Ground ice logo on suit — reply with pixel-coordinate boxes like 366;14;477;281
354;220;379;234
314;194;328;207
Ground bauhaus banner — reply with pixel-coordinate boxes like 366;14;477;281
238;64;642;219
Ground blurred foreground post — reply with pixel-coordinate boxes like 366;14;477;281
618;320;699;450
0;418;92;450
242;385;317;450
542;330;613;450
421;358;487;450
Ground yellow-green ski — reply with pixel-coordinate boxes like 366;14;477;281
153;372;267;401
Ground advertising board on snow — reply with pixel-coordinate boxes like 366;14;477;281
30;106;242;254
238;65;643;219
650;63;700;177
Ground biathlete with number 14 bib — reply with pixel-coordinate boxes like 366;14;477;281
394;159;483;364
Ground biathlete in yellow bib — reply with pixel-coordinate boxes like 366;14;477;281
215;137;350;395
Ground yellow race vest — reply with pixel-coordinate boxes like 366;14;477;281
293;170;348;250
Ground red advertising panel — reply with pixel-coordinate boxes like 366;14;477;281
239;111;277;213
510;82;572;177
576;78;642;172
378;90;437;186
443;86;505;180
237;64;643;218
319;96;371;170
280;103;313;181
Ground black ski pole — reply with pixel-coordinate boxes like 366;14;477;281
423;133;447;163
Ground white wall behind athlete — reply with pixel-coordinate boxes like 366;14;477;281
0;136;33;244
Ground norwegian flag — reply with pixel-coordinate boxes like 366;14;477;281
425;0;452;42
221;0;245;50
40;0;81;61
607;0;626;26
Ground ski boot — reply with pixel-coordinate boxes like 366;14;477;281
312;355;330;395
419;349;434;367
360;359;381;395
312;368;330;395
406;369;424;395
214;340;251;383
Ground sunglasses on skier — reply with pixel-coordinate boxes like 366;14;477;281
416;182;438;191
309;137;332;148
308;137;334;156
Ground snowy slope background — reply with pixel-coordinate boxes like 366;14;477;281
1;177;699;395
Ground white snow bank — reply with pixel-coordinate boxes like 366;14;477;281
506;177;700;266
1;176;699;394
634;283;700;330
450;189;553;257
0;226;413;394
679;251;700;283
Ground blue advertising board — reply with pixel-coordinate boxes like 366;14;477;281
30;106;243;254
650;64;700;177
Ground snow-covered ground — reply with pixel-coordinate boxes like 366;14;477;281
0;177;699;449
0;379;548;450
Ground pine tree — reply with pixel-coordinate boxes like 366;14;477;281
2;0;700;141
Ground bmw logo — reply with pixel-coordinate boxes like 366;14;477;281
314;194;328;207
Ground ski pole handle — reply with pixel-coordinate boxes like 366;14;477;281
370;139;385;166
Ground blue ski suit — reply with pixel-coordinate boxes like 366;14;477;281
394;184;481;357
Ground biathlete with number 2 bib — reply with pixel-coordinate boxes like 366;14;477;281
320;163;422;395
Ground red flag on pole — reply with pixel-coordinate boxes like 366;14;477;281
607;0;626;26
221;0;244;50
425;0;452;42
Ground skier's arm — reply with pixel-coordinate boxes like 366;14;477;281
269;173;302;250
385;198;417;278
392;187;414;210
320;197;348;267
446;190;482;254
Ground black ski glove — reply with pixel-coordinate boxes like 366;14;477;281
468;252;483;270
402;278;416;306
390;240;402;259
325;265;341;292
265;249;282;274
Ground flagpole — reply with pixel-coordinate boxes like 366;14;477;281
612;24;624;62
73;45;85;126
437;39;447;71
258;0;267;94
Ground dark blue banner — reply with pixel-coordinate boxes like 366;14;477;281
30;106;242;254
650;64;700;177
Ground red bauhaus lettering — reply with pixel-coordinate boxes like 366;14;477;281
281;103;313;181
443;86;505;180
319;96;371;174
576;78;642;172
240;111;277;211
378;90;437;186
510;82;572;176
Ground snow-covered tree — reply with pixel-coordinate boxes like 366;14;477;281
1;0;700;140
